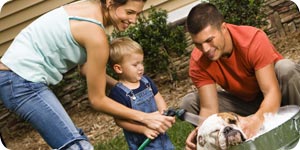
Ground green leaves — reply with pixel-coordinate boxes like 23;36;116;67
112;7;188;75
209;0;267;28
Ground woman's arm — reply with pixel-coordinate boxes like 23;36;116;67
79;64;117;88
106;74;118;88
71;22;175;133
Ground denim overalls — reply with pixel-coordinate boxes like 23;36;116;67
116;76;174;150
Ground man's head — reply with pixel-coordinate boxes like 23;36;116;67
109;37;144;82
186;3;224;34
186;2;224;35
187;3;233;61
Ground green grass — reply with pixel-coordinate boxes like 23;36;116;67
94;119;194;150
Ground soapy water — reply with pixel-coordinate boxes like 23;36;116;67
248;108;298;141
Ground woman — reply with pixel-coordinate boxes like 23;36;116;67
0;0;175;149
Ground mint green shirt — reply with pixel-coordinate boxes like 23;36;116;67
1;7;104;85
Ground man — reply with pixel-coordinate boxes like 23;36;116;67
180;2;300;150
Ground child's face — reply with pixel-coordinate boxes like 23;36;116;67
119;53;144;82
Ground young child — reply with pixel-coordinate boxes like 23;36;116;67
108;37;175;150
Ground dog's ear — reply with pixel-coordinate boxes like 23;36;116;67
218;112;238;124
228;112;242;122
228;112;239;118
224;112;241;124
198;135;206;147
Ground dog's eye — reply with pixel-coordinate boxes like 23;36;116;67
211;129;220;135
228;119;236;124
209;130;220;140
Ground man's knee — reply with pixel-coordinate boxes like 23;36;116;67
275;59;300;105
275;59;296;80
179;92;199;114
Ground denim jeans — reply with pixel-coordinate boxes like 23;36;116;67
0;71;93;150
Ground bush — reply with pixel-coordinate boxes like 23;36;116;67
209;0;267;28
112;7;188;75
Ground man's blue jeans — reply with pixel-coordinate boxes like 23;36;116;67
0;70;93;150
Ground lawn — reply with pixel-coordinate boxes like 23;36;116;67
94;119;195;150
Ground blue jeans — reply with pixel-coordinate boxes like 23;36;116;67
0;71;93;150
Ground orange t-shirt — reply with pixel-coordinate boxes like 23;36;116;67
189;24;283;101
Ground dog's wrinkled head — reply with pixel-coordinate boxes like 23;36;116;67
197;112;247;150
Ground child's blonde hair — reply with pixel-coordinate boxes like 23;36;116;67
109;37;144;65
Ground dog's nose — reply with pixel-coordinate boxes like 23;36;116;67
223;126;233;135
223;126;246;143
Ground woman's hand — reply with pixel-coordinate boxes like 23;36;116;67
142;111;175;133
185;127;198;150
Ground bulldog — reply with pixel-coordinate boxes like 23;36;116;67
197;112;246;150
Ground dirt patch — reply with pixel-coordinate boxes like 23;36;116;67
272;32;300;62
3;32;300;150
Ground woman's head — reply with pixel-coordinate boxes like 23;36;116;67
100;0;147;6
101;0;147;31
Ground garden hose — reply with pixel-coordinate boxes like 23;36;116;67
137;108;181;150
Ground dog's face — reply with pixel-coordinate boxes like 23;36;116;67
197;112;247;150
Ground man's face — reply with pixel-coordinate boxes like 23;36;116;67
191;24;229;61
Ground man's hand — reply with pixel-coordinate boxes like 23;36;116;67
185;127;198;150
142;111;175;133
239;114;263;138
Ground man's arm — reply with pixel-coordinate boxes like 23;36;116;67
255;63;281;114
240;63;281;138
198;84;219;118
185;83;218;150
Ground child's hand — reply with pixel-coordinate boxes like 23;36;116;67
143;127;159;139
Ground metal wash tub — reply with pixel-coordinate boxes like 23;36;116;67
230;105;300;150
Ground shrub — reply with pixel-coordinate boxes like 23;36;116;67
112;7;188;75
209;0;267;28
